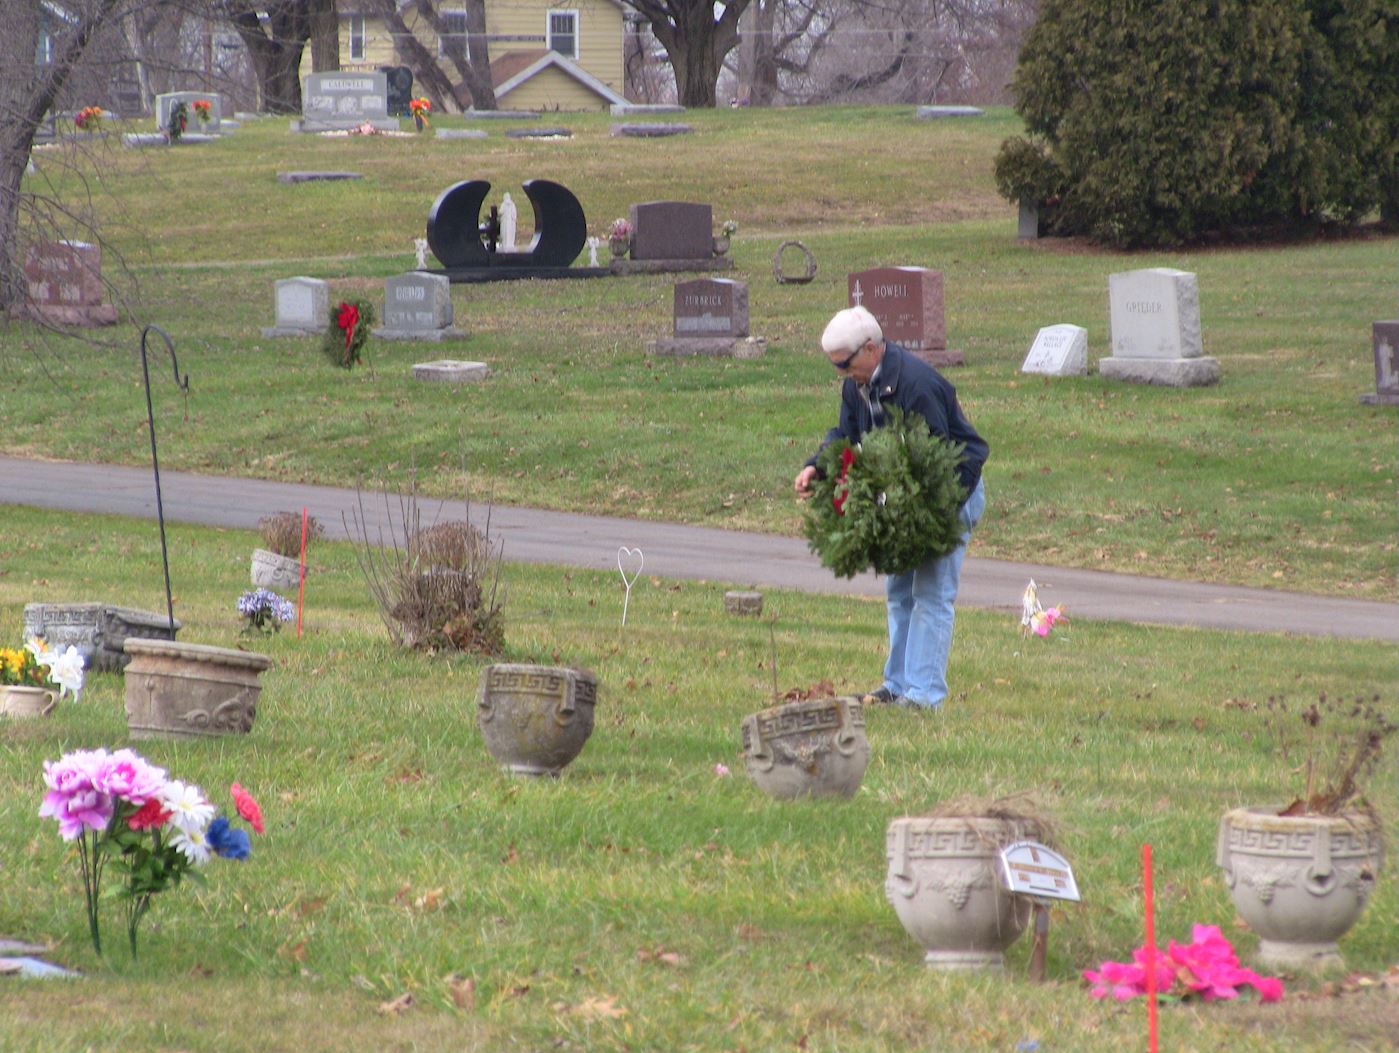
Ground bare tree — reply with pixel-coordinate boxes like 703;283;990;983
628;0;752;108
218;0;315;113
364;0;495;112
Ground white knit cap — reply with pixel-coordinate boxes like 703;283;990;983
821;305;882;355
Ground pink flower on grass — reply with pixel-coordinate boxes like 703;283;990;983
1084;924;1283;1004
713;763;731;777
39;749;114;840
230;782;265;834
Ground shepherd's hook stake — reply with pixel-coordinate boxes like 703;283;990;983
138;325;190;636
617;547;643;627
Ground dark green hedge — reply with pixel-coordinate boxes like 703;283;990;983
994;0;1399;247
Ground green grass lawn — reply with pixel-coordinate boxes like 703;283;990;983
1;507;1395;1052
4;108;1395;599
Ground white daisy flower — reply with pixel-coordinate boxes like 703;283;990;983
159;780;216;835
171;824;213;865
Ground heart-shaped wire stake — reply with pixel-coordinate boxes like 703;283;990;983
617;546;644;626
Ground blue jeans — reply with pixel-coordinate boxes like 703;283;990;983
881;478;985;708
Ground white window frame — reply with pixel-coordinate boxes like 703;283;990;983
37;24;55;65
348;14;366;60
547;9;578;60
439;8;468;58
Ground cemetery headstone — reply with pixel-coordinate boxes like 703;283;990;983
294;72;399;132
848;266;961;367
610;123;693;137
412;360;489;383
23;602;180;673
610;103;685;115
260;276;328;337
1100;267;1220;387
276;171;363;184
372;272;463;341
1361;321;1399;405
915;105;983;119
156;91;223;133
1018;199;1040;240
630;201;711;260
22;240;117;326
1021;324;1088;376
505;127;572;139
646;278;765;358
380;66;414;117
426;178;591;278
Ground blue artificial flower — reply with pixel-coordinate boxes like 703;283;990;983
207;815;252;860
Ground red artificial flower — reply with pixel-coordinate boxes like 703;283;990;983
127;798;172;831
336;302;360;351
230;782;265;834
832;445;856;515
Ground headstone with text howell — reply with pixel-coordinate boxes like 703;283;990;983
1100;267;1220;387
372;272;463;341
294;72;399;132
155;91;223;133
1021;324;1088;376
848;266;961;367
646;278;764;358
22;240;117;326
612;201;732;276
260;276;328;337
1362;321;1399;405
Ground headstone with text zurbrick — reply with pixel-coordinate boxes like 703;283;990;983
847;266;961;367
22;241;118;326
1362;321;1399;405
646;278;764;358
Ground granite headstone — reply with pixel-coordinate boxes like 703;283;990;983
261;276;328;337
373;272;463;340
1362;321;1399;405
673;278;748;338
1021;324;1088;376
1101;267;1220;386
629;201;712;261
848;266;960;366
156;91;223;132
22;240;117;326
296;72;398;132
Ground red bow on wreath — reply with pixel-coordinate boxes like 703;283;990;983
336;302;360;350
832;446;856;515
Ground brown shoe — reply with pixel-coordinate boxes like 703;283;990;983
861;686;895;705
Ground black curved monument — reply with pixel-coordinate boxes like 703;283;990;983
425;178;602;282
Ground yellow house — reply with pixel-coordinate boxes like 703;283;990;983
320;0;628;111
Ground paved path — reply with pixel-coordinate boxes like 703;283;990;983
2;455;1394;642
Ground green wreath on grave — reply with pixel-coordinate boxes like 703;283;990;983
802;406;968;579
323;298;375;369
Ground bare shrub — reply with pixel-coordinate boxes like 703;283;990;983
345;482;505;655
258;511;324;558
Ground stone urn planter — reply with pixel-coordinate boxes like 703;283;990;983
885;815;1042;970
608;236;629;260
250;548;302;591
1;685;57;719
740;696;869;800
477;664;597;776
123;638;272;739
1217;805;1384;970
712;234;731;257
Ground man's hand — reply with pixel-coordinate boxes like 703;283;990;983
794;465;819;498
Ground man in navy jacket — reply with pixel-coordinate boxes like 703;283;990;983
794;306;988;710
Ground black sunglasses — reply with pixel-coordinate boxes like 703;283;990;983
832;343;864;371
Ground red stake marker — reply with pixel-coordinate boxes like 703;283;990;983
297;506;308;637
1143;843;1158;1053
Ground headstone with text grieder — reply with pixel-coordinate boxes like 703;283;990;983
373;272;463;341
1362;321;1399;405
848;266;961;367
294;72;399;132
1100;267;1220;387
22;240;117;326
646;278;764;358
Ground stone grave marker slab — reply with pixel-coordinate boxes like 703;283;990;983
673;278;748;337
261;276;328;337
848;266;961;366
1362;321;1399;405
505;127;572;139
1101;267;1219;387
123;133;168;148
915;105;983;119
156;91;223;133
630;201;712;261
1021;324;1088;376
24;602;180;672
22;240;117;326
374;272;463;341
277;170;363;184
611;123;693;137
296;72;398;132
412;360;489;383
436;129;488;140
611;103;685;115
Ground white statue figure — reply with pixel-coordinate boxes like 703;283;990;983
499;192;518;253
586;236;600;267
413;237;429;270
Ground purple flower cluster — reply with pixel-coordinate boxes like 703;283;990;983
237;588;295;632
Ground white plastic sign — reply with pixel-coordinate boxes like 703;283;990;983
999;841;1081;902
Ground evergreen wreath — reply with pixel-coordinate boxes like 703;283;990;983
802;406;968;579
323;298;374;369
166;100;188;141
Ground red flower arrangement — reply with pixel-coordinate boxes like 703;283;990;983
409;96;432;131
74;106;105;132
192;99;212;124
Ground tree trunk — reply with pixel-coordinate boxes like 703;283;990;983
308;0;339;72
225;4;311;114
370;0;457;112
746;0;777;106
461;0;496;110
632;0;749;109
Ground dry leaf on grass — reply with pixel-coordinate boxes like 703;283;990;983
413;887;445;911
377;992;414;1016
553;994;628;1020
446;975;475;1010
636;946;685;967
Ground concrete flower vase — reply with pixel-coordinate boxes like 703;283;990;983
250;548;301;591
1;685;57;719
123;639;271;739
1217;805;1384;970
885;815;1037;970
741;696;869;800
477;664;597;776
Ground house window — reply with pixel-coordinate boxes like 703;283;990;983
349;15;366;60
547;10;577;59
36;18;55;65
440;8;468;58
